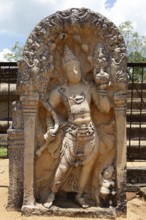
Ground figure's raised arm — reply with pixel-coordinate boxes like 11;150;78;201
91;84;111;114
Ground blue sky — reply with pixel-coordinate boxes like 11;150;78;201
0;0;146;60
0;34;26;51
106;0;116;8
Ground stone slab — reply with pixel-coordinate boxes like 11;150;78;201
22;204;116;219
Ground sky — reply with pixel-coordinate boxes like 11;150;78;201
0;0;146;60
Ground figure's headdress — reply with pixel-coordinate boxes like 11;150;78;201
62;45;79;67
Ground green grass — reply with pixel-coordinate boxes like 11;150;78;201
0;147;7;157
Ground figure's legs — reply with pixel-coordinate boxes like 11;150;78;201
43;134;72;208
76;152;97;208
52;156;69;193
43;156;69;208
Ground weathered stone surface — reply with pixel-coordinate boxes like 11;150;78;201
22;205;116;218
7;129;24;209
8;8;127;218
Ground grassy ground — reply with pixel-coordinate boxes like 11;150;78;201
0;146;7;157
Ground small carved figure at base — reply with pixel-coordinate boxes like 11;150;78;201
99;166;116;208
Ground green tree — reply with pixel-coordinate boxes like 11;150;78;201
119;21;146;82
4;41;23;61
119;21;146;63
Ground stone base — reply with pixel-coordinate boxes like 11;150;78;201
21;204;116;219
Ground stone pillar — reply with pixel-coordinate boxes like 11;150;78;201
20;94;39;209
7;129;24;209
114;91;127;217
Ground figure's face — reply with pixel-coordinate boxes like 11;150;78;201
65;62;82;84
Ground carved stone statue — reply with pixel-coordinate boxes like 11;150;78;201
36;45;111;209
8;8;127;218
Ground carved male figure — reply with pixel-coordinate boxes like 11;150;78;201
40;45;110;208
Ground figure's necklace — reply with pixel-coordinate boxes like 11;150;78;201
69;93;85;104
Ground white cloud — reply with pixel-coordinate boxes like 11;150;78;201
0;0;107;37
0;0;145;44
0;49;13;62
104;0;146;35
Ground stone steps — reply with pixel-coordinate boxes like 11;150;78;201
127;140;146;147
127;99;146;109
127;140;146;160
127;90;146;98
0;83;18;127
128;83;146;90
127;167;146;192
127;111;146;122
127;124;146;138
0;104;13;121
127;82;146;161
0;83;18;101
127;161;146;191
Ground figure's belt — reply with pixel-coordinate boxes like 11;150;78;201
66;121;95;137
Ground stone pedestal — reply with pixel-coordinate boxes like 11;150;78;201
22;206;116;218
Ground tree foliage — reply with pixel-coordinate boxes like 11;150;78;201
4;41;23;61
119;21;146;63
119;21;146;82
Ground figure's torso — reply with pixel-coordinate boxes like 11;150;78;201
59;83;92;125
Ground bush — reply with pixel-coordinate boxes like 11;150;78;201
0;147;7;157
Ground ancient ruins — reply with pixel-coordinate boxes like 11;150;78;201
7;8;127;218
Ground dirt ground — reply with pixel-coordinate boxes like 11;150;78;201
0;159;146;220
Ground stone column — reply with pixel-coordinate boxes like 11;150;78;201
20;94;39;209
114;91;127;217
7;129;24;209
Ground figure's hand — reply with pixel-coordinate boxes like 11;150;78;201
49;128;57;136
44;129;56;141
